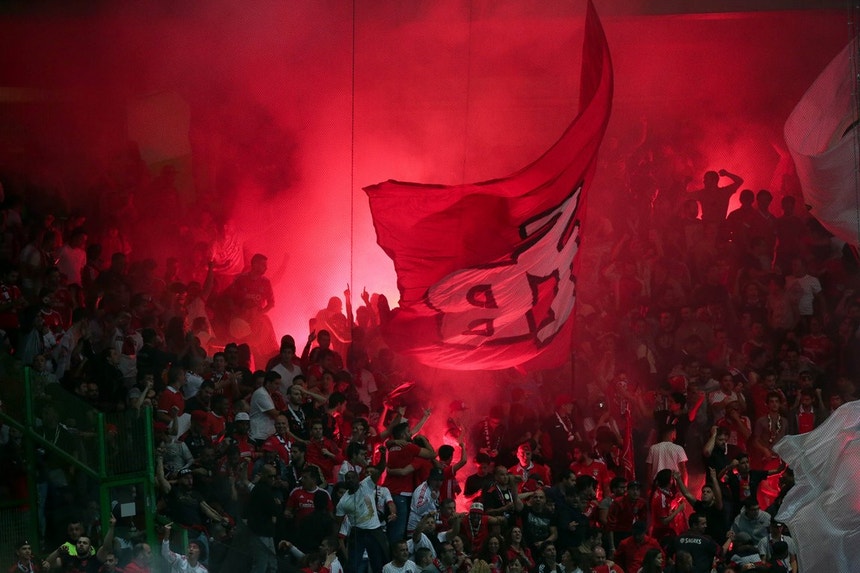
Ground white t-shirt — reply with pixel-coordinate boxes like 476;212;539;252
56;245;87;286
336;476;383;530
407;534;436;560
271;362;302;392
382;560;420;573
786;274;822;316
645;440;688;480
249;387;276;441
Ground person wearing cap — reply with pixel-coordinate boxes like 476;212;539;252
756;520;797;570
225;410;257;464
161;523;207;573
156;462;230;536
9;539;50;573
453;502;505;554
612;521;662;573
407;468;444;534
606;478;648;549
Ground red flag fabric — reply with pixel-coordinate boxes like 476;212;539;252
365;0;613;370
621;409;635;481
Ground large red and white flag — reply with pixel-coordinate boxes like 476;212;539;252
784;35;860;247
365;1;613;370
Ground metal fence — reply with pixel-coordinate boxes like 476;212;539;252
0;359;157;559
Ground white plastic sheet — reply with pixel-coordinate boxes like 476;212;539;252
784;36;860;247
774;400;860;572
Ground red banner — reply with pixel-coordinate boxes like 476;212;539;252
365;0;613;370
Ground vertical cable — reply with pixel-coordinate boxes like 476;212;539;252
849;0;860;245
350;0;357;296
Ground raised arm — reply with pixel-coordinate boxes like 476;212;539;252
674;471;697;505
96;514;117;562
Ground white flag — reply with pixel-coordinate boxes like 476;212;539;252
784;36;860;246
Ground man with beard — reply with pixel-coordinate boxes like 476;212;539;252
519;487;558;557
46;515;116;572
335;446;390;573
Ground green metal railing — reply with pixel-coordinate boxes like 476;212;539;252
0;358;157;558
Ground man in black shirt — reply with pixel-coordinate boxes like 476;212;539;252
463;453;495;499
722;453;786;519
247;464;281;573
677;468;728;545
673;513;721;573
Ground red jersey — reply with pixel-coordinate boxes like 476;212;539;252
508;462;552;493
157;386;185;417
0;283;22;329
207;412;227;442
263;433;292;465
40;308;64;337
383;442;421;495
306;437;343;482
649;488;685;541
287;486;331;521
461;514;491;553
440;463;461;502
570;459;610;498
606;495;648;532
613;535;662;573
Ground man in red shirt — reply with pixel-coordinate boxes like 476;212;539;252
305;419;344;485
606;479;647;549
286;465;332;523
613;521;662;573
156;366;187;430
383;422;436;543
509;442;551;493
262;414;294;465
570;442;610;500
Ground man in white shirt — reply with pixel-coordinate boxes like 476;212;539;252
336;451;391;573
407;514;438;561
407;468;443;534
162;524;208;573
383;540;420;573
645;426;688;486
249;371;281;443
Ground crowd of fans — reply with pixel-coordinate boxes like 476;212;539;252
1;135;858;573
